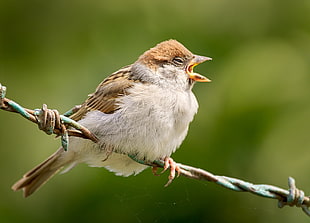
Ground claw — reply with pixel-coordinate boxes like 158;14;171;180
161;157;181;187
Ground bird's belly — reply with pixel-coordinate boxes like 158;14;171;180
110;85;198;161
77;84;198;176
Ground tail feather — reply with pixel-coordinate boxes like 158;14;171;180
12;148;66;197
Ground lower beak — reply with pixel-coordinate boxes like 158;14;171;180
186;55;212;82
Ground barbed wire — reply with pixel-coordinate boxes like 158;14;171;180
0;83;309;216
0;84;98;151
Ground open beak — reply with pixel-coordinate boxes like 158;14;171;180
186;55;212;82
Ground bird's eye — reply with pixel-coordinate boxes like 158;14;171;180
172;57;184;65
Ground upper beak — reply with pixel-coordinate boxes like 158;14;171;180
186;55;212;82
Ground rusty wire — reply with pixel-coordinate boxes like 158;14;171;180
0;83;98;151
0;83;309;216
152;161;310;216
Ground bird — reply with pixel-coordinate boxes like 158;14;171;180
11;39;212;197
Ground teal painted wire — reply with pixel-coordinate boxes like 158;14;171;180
1;83;309;216
60;115;84;130
7;100;32;120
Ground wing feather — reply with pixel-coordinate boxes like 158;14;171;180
70;65;135;121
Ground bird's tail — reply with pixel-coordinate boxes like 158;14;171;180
12;147;69;197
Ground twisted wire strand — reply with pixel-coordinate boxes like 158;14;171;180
149;159;310;216
0;83;98;151
0;83;309;216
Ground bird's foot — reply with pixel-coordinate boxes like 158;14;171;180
129;155;180;186
160;157;181;187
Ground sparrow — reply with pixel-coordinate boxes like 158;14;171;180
11;39;212;197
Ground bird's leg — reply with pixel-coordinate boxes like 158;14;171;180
127;155;162;176
128;154;181;185
161;157;181;187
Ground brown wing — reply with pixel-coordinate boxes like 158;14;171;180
70;65;134;121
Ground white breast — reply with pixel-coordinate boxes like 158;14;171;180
112;83;198;160
75;82;198;176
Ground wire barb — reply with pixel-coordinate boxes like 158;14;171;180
278;177;310;216
133;156;310;216
0;83;98;151
1;83;309;216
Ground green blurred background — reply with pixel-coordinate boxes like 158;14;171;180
1;0;310;222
